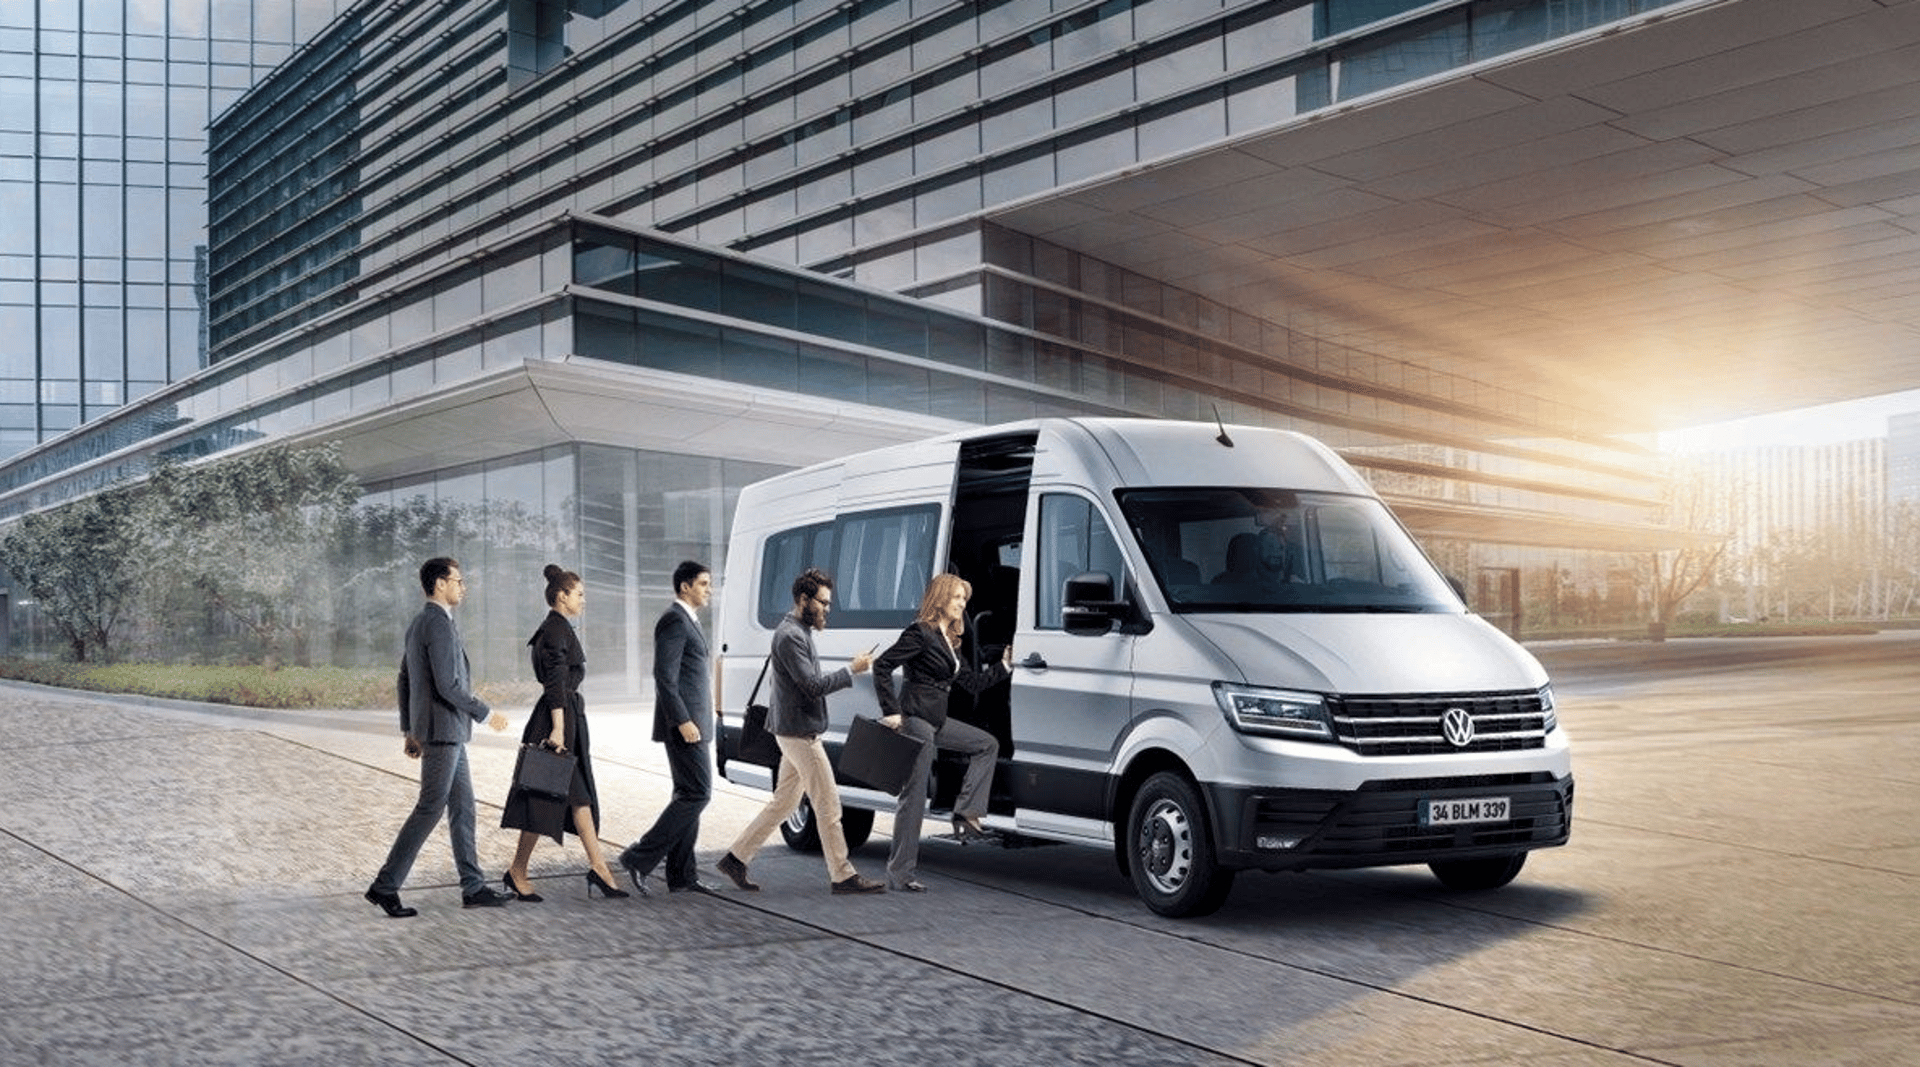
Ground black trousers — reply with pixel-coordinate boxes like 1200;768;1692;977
623;740;712;887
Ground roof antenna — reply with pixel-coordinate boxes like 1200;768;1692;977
1212;404;1235;448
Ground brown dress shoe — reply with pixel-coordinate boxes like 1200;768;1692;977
716;852;759;891
830;873;886;895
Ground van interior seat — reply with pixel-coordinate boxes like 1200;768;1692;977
1212;532;1261;584
1160;556;1201;587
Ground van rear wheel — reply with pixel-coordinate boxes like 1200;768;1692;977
1126;772;1235;917
780;797;822;852
778;798;874;852
841;807;873;849
1429;852;1526;890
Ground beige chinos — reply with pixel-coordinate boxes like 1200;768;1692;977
726;734;855;883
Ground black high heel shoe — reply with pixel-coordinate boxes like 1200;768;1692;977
586;869;630;898
503;872;543;903
951;816;998;843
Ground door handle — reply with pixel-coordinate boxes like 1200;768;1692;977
1020;652;1048;670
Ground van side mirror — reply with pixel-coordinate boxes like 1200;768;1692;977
1063;572;1121;636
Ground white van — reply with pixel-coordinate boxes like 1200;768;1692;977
717;417;1572;917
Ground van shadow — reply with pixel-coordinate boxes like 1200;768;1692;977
890;832;1596;985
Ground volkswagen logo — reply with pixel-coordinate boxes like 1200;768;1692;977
1441;707;1476;748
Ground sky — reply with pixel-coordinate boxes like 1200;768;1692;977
1658;387;1920;454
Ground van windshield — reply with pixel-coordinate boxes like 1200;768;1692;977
1116;488;1462;613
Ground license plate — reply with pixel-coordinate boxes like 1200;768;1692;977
1422;796;1510;826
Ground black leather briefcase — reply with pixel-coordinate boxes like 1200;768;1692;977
836;715;922;794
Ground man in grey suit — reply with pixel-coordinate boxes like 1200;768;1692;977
716;567;885;895
618;560;723;895
366;557;512;917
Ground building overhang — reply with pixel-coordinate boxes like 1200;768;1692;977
278;358;969;485
1387;495;1722;553
991;0;1920;434
290;355;1704;554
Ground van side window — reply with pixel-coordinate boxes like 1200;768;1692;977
1036;494;1124;630
757;521;835;627
829;504;940;628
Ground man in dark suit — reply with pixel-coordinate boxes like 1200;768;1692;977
618;560;723;895
366;557;513;917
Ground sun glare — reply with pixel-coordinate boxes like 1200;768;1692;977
1659;388;1920;454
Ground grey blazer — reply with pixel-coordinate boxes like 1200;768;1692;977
652;603;713;744
398;601;491;744
767;611;850;738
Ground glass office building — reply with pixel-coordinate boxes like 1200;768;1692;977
0;0;1700;692
0;1;352;461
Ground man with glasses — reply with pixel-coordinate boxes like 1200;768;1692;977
367;556;513;917
715;567;885;895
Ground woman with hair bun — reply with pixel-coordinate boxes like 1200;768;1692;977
500;563;629;900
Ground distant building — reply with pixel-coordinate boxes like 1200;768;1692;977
0;2;351;461
1886;412;1920;506
1682;436;1888;619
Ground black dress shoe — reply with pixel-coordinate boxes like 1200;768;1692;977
668;879;722;895
617;850;654;895
365;887;417;918
461;886;513;908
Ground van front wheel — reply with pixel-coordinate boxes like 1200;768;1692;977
1126;772;1235;917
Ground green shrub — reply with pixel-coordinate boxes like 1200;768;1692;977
0;658;545;712
0;659;394;709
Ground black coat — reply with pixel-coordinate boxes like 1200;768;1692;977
501;610;599;841
872;621;1009;729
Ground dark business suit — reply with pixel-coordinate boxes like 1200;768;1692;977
620;602;713;888
873;621;1005;886
373;601;494;897
501;610;599;842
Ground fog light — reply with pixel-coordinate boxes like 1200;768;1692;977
1256;835;1301;850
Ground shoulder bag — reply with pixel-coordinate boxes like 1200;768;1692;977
734;655;781;765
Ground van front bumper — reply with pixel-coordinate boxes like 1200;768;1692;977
1205;771;1572;872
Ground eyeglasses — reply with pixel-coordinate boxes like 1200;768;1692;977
811;596;832;611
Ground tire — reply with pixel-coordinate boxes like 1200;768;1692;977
1126;771;1236;918
840;806;874;849
1429;852;1527;890
777;798;873;851
780;796;822;852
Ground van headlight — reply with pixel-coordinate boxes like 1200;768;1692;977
1213;682;1333;740
1540;684;1558;732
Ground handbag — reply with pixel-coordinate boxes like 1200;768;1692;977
734;655;781;765
837;714;922;795
512;742;573;800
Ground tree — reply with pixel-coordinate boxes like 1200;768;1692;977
0;488;140;661
135;443;358;668
1639;457;1731;638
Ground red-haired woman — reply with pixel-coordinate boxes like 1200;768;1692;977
872;573;1009;892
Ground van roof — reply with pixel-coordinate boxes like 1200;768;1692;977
1058;418;1375;496
732;417;1378;517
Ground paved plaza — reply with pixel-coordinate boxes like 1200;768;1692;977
2;633;1917;1065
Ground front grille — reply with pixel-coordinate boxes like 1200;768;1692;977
1328;690;1548;756
1243;775;1571;860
